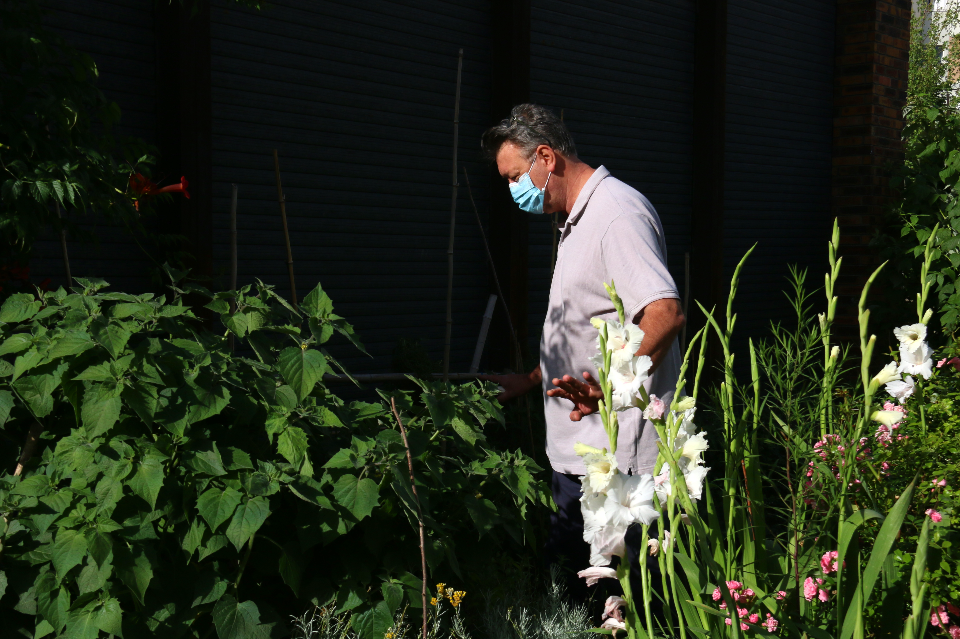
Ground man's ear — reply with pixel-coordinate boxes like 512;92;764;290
538;145;558;173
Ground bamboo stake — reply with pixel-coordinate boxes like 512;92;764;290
272;150;298;305
682;251;690;349
391;397;428;639
463;167;524;370
443;48;464;382
229;184;238;351
55;202;71;286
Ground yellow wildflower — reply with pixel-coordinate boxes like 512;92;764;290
450;590;466;607
385;634;395;639
430;597;438;606
445;588;454;599
436;583;445;594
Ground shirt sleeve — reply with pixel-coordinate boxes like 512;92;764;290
599;204;679;323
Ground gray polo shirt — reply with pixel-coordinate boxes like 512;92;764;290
540;166;682;476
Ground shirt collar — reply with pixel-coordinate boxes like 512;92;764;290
560;165;610;239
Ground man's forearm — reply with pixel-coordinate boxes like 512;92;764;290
527;365;543;390
634;298;685;373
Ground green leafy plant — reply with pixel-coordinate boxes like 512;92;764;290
0;268;549;639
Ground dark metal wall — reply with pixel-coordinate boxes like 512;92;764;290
723;0;836;334
207;0;493;372
31;0;838;371
527;0;697;355
34;0;158;293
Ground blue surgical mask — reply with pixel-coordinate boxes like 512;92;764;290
509;158;552;214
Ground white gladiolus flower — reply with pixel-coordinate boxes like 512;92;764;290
871;410;905;427
604;473;660;527
873;361;900;386
894;323;927;354
574;442;603;457
898;341;934;379
577;566;617;586
643;394;665;420
683;465;710;501
595;319;645;364
680;432;709;466
885;376;915;402
582;450;618;494
608;355;652;411
588;522;628;566
600;617;627;637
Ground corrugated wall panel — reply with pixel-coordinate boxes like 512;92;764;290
209;0;493;372
724;0;835;335
34;0;157;294
529;0;696;355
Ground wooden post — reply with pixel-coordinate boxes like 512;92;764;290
55;202;71;286
442;49;464;382
229;184;238;351
272;150;298;306
682;251;690;350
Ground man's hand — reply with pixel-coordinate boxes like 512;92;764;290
478;367;542;402
547;372;604;422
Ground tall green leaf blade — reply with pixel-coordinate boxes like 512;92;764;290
840;478;916;639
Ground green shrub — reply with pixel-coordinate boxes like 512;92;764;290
0;268;549;639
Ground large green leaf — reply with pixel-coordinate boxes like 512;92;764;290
301;284;334;317
128;455;165;509
225;496;271;551
115;542;155;606
46;332;95;360
213;595;269;639
93;323;132;359
0;333;33;356
51;528;88;579
278;346;329;401
188;384;232;424
352;602;394;639
192;570;229;607
0;389;15;427
279;542;303;596
0;293;42;323
183;443;227;476
197;486;243;532
12;372;60;417
332;475;380;521
81;382;122;437
93;597;123;636
277;426;308;469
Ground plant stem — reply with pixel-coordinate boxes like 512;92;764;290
392;397;429;639
234;534;255;593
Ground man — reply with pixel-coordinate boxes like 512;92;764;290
479;104;685;599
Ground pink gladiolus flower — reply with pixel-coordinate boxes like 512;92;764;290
642;394;665;420
804;577;817;601
577;566;617;587
926;509;943;523
602;596;626;623
818;589;830;603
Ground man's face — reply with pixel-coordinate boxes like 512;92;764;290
496;141;550;186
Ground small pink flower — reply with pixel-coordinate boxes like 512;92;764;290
821;550;840;574
643;395;665;420
749;613;760;624
938;358;948;368
776;590;787;600
882;462;891;471
712;587;722;602
949;625;960;639
804;577;817;601
932;605;949;627
763;614;779;632
726;580;743;591
818;589;830;603
937;479;948;487
926;509;943;523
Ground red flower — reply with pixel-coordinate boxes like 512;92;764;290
128;173;190;210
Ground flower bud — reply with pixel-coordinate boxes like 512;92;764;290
830;346;840;359
818;313;826;332
574;442;603;457
590;317;605;330
872;361;900;386
922;308;933;324
676;396;696;411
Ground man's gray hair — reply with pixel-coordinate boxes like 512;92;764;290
481;104;577;161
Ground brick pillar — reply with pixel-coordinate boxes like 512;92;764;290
832;0;911;338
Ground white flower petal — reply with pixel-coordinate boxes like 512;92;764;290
893;323;927;353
